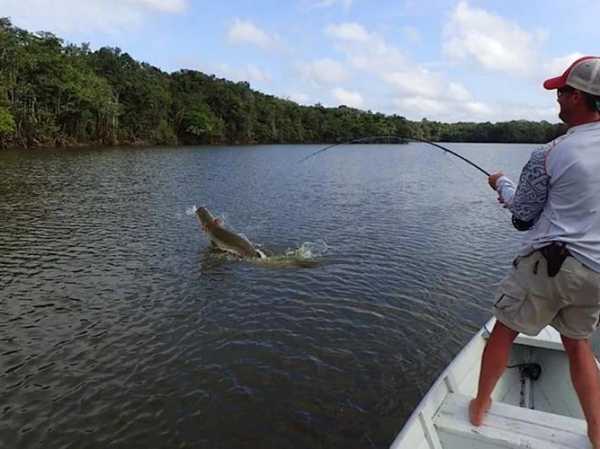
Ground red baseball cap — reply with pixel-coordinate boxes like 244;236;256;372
543;56;600;95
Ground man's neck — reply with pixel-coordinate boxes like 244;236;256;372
567;112;600;127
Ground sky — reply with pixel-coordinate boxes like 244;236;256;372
2;0;599;123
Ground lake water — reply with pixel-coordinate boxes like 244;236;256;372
0;143;558;448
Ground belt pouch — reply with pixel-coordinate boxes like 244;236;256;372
540;243;569;277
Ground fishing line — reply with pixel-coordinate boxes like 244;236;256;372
298;135;491;177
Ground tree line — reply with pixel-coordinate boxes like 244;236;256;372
0;18;565;150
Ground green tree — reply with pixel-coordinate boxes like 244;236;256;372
182;103;224;142
0;17;566;150
0;105;15;134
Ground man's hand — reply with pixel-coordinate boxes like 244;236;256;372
497;194;509;208
488;172;504;191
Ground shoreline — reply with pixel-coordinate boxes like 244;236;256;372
1;138;551;151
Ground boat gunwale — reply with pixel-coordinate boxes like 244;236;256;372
389;322;489;448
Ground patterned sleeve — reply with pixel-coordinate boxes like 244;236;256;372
509;147;550;223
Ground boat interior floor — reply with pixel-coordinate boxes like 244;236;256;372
431;327;591;449
434;393;587;449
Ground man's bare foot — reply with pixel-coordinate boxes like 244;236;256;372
469;397;492;426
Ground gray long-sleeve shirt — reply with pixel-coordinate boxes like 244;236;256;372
496;121;600;272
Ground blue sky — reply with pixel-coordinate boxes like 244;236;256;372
3;0;600;122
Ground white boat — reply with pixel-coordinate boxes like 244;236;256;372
390;318;592;449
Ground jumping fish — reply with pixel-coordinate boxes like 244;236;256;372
196;207;266;259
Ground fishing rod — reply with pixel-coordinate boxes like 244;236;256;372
299;135;491;177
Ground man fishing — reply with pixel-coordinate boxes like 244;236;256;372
470;56;600;448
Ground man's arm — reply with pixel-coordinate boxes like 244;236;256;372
490;147;550;230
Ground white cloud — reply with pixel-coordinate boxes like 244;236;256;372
311;0;353;8
244;65;272;83
332;87;363;108
131;0;186;13
448;83;472;102
483;103;557;123
543;53;585;79
206;63;272;85
384;69;441;98
326;22;373;44
463;101;492;115
324;20;496;121
443;1;545;76
298;58;349;85
326;22;406;73
227;18;279;50
383;68;473;103
288;92;311;105
196;61;271;85
504;104;558;122
0;0;187;33
395;97;448;116
391;84;492;118
392;94;561;123
402;26;422;45
393;95;495;122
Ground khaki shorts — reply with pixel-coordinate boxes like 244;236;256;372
494;251;600;339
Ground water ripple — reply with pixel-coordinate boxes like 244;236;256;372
0;144;536;449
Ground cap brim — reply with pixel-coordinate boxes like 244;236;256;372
543;76;567;90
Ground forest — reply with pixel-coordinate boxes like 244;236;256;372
0;18;565;150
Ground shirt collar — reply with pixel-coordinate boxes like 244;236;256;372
566;120;600;134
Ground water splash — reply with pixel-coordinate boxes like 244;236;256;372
285;240;329;259
185;205;198;216
252;240;329;268
199;240;329;269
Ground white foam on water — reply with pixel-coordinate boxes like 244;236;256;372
200;240;329;269
286;240;329;259
185;205;198;216
252;240;327;266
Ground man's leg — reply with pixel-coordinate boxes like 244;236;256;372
562;336;600;449
469;321;518;426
